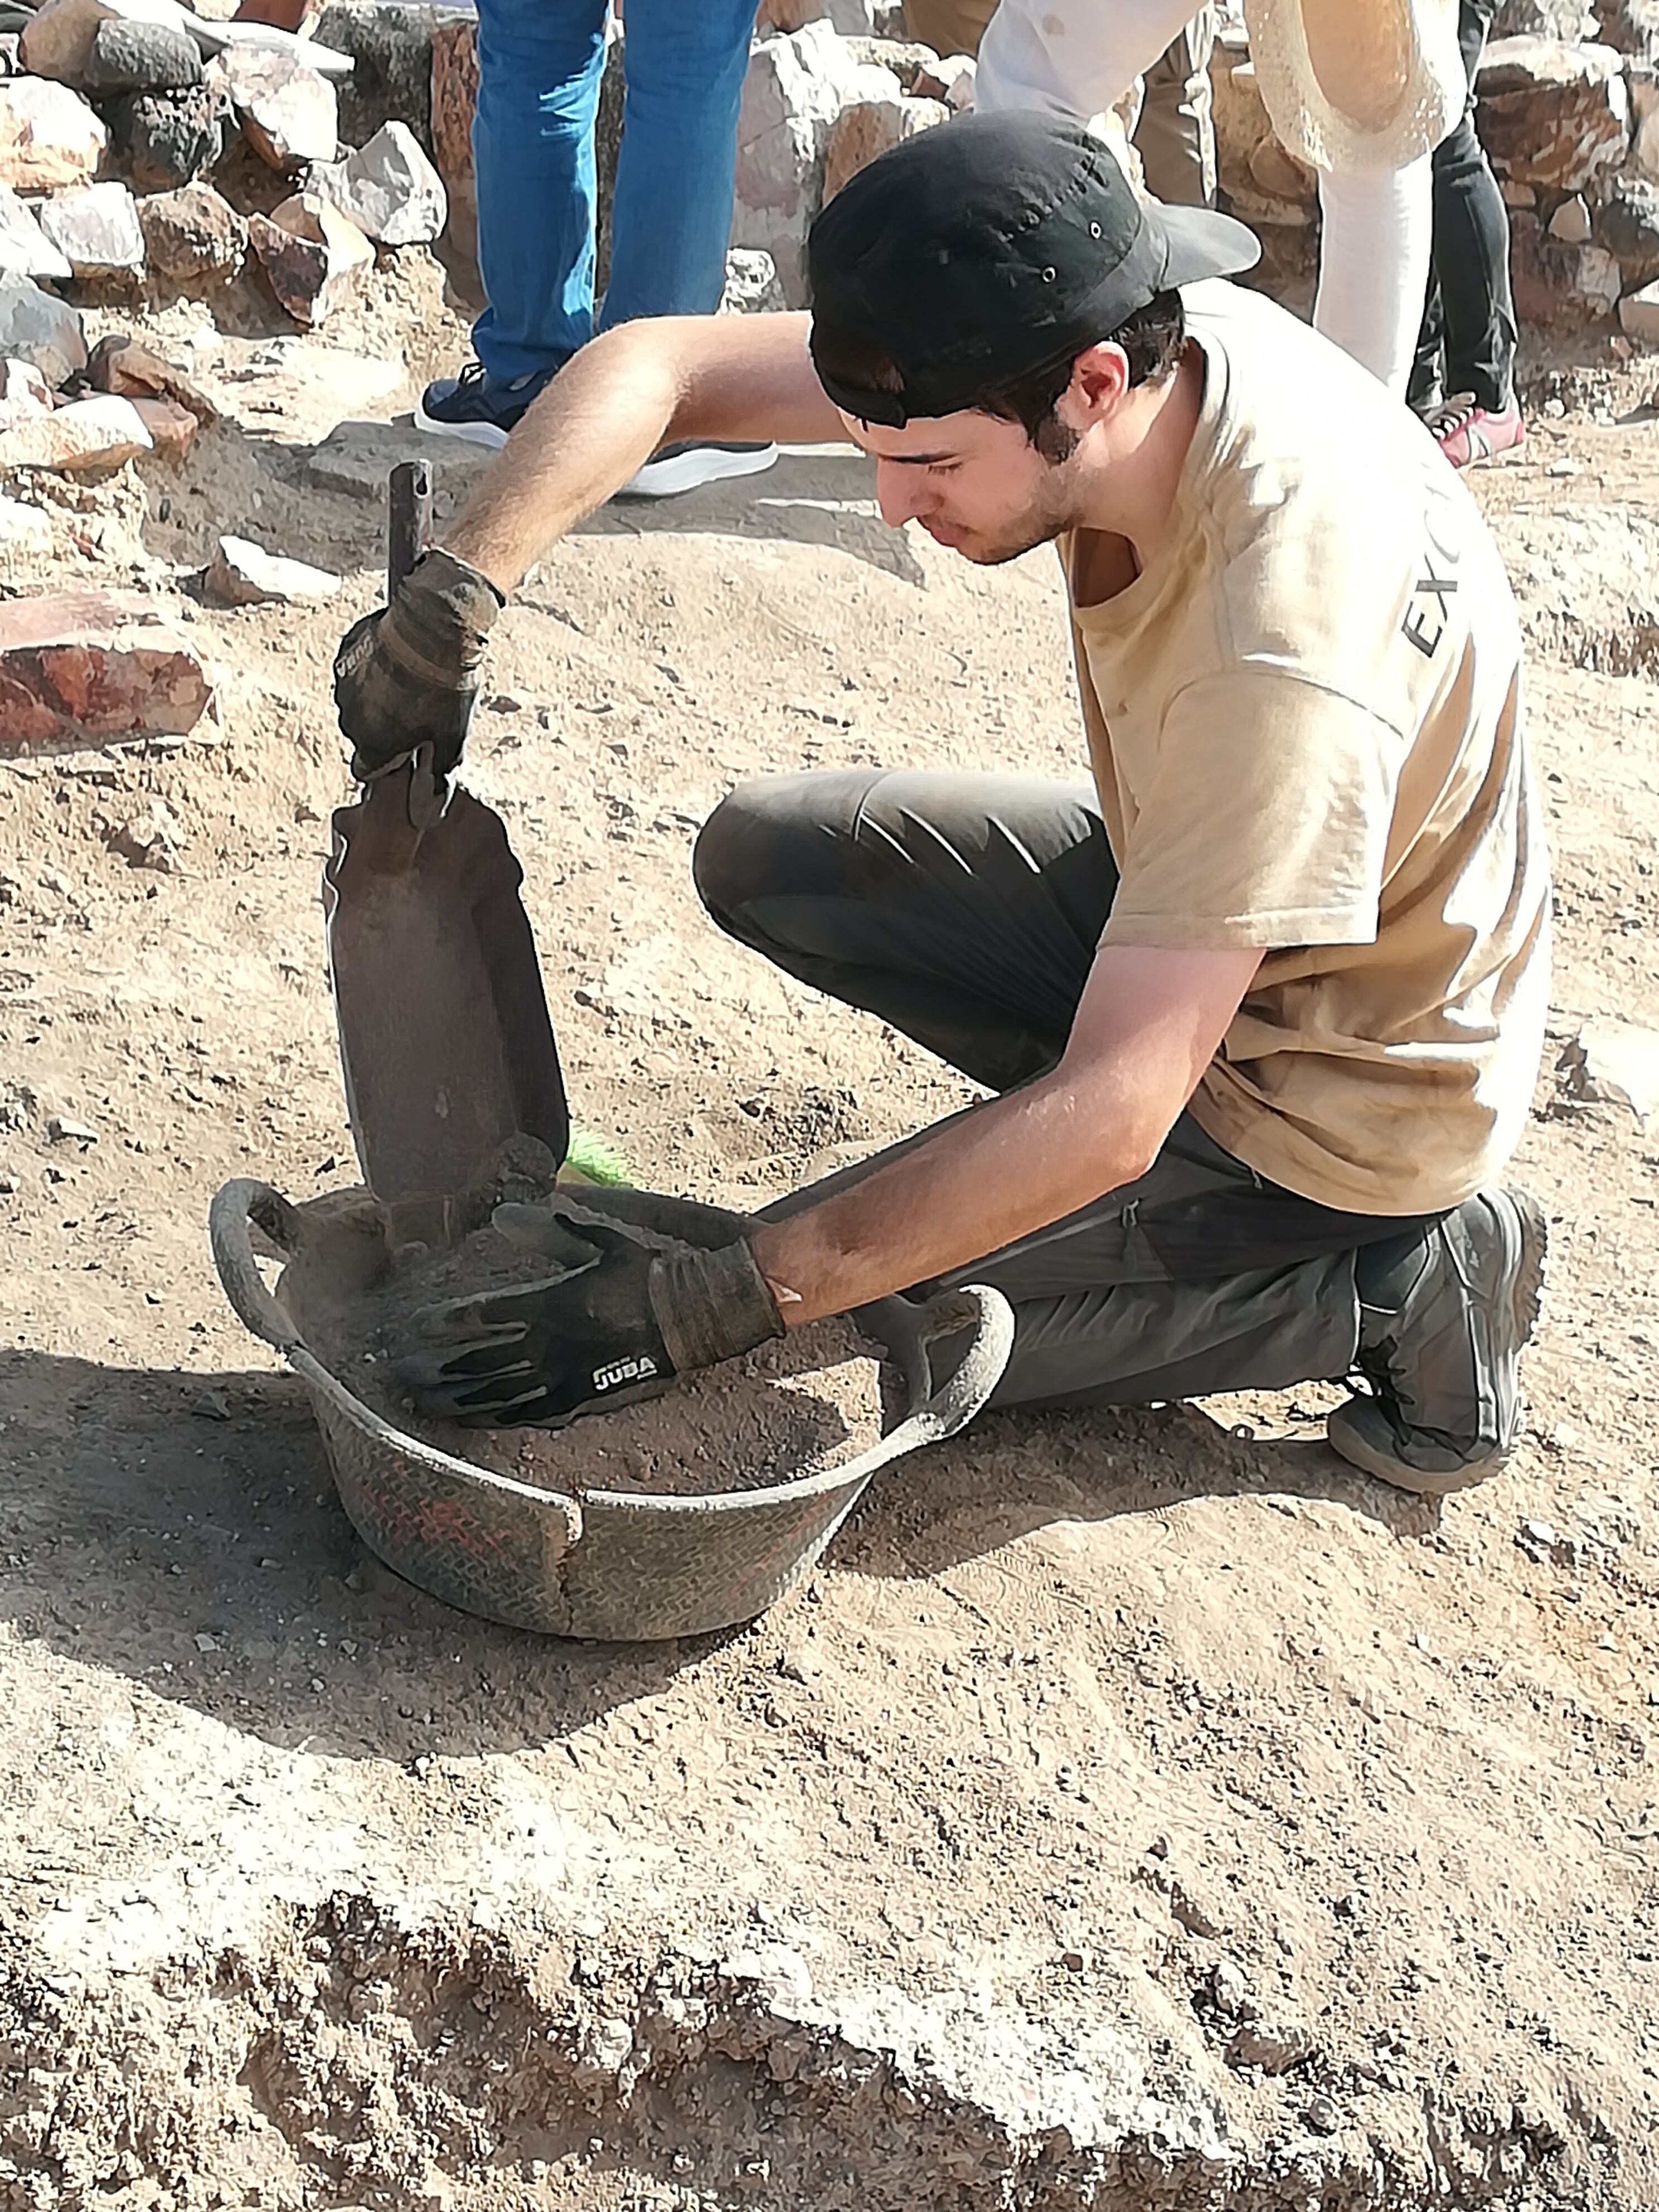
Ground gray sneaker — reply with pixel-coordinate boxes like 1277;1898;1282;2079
1327;1189;1549;1497
617;439;779;499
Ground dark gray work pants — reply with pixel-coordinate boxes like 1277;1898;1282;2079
694;770;1441;1413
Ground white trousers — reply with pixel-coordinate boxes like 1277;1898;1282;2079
974;0;1432;396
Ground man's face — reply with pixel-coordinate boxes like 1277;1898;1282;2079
839;403;1085;566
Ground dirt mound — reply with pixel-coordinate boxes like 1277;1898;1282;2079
0;276;1656;2209
303;1210;891;1496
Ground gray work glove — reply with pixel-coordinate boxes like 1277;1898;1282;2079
332;547;505;784
396;1197;786;1428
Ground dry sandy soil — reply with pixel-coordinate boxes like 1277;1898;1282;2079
0;260;1656;2211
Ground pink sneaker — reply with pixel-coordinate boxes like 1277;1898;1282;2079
1426;392;1524;469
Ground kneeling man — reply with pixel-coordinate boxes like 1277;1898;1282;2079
334;113;1550;1497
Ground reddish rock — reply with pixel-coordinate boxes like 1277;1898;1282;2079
134;181;246;283
911;52;975;109
249;191;372;324
0;590;211;743
429;16;476;183
87;331;217;420
1476;36;1630;193
129;392;196;459
823;91;947;201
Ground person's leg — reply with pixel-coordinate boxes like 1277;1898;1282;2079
1422;0;1519;458
1314;156;1434;395
1131;9;1217;207
698;768;1548;1482
697;769;1407;1413
1409;265;1446;416
694;767;1113;1093
599;0;758;329
593;0;777;498
469;0;609;386
975;0;1197;125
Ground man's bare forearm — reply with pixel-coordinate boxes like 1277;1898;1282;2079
747;942;1265;1321
442;327;681;593
748;1064;1154;1320
442;312;840;595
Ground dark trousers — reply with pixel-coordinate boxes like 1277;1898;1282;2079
695;770;1440;1413
1412;0;1517;415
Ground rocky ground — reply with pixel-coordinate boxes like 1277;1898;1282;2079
0;230;1655;2210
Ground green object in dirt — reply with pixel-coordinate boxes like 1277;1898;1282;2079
561;1128;633;1187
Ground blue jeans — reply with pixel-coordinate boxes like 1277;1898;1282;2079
471;0;759;384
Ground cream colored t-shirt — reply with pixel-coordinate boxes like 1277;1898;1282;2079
1065;282;1550;1217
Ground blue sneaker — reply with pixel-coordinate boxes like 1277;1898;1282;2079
415;361;556;449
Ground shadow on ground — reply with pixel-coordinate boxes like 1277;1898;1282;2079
840;1395;1437;1587
0;1343;1429;1764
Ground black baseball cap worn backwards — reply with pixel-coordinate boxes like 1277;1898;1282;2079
808;109;1260;427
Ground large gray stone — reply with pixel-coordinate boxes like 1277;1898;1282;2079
84;13;201;90
18;0;192;84
311;118;445;245
316;1;464;151
1508;206;1623;321
110;81;228;189
0;273;86;386
1595;171;1659;282
38;179;147;275
300;415;488;499
0;183;72;282
216;44;338;170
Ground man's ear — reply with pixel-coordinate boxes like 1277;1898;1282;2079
1056;342;1132;434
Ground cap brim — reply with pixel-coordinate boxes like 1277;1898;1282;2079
1151;202;1263;289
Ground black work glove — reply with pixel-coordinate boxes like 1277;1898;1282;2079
332;547;506;783
397;1200;786;1428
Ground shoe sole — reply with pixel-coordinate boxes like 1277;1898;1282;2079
1327;1189;1549;1498
1458;435;1525;469
413;400;510;450
615;443;779;501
